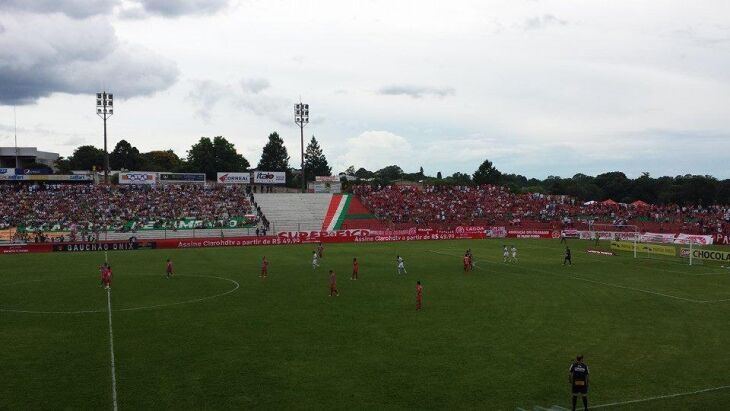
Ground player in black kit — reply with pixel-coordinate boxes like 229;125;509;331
569;355;589;411
563;246;572;265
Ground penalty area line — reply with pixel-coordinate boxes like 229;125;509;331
592;384;730;409
106;288;119;411
424;250;720;304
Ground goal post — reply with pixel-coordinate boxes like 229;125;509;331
587;222;640;258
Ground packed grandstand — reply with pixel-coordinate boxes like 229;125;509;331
1;181;728;244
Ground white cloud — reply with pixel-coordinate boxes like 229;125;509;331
241;78;270;94
378;85;455;99
336;131;413;171
0;13;178;105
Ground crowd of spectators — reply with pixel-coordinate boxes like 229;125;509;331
354;184;730;235
0;183;262;242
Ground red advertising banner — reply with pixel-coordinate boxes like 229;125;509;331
155;237;302;249
506;229;560;239
715;233;730;245
1;244;53;254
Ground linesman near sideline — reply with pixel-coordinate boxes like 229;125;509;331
569;355;589;411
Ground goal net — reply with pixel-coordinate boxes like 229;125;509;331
587;223;640;256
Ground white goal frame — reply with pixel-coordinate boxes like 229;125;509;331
587;222;640;258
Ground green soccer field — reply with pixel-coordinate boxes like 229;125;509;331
2;239;730;410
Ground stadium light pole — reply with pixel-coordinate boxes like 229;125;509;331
295;102;309;193
96;91;114;184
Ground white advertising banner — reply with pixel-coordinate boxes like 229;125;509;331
253;171;286;184
640;232;677;244
120;172;157;185
217;172;251;184
0;168;15;176
674;233;714;245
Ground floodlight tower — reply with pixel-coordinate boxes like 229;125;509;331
96;91;114;184
294;102;309;193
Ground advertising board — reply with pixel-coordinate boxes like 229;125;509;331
253;171;286;184
159;173;206;183
120;172;157;185
217;172;251;184
680;248;730;262
611;241;676;256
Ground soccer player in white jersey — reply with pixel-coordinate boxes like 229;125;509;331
397;255;407;274
503;245;510;263
511;245;518;263
312;250;320;270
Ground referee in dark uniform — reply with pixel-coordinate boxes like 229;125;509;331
569;355;589;411
563;246;572;265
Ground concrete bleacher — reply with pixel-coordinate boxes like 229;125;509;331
253;193;332;232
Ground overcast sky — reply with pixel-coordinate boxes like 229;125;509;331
1;0;729;178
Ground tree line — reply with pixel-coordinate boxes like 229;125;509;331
56;134;729;206
56;132;331;188
346;159;730;206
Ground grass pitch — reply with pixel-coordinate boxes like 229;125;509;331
1;239;730;410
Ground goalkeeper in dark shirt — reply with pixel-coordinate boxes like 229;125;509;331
569;355;589;411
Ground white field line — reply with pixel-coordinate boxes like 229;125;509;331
591;384;730;409
0;275;240;315
106;288;119;411
425;250;727;304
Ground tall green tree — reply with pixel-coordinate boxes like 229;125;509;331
376;165;404;182
448;172;472;185
472;159;501;185
355;167;375;179
68;145;105;171
142;150;183;172
187;136;249;180
257;132;290;171
109;140;143;170
303;136;332;181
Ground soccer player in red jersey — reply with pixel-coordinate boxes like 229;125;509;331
317;242;324;259
261;256;269;278
329;270;339;296
103;265;113;289
463;253;470;272
99;262;108;287
416;281;423;310
351;258;359;280
166;259;174;279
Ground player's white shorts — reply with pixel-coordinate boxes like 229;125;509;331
398;263;405;270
